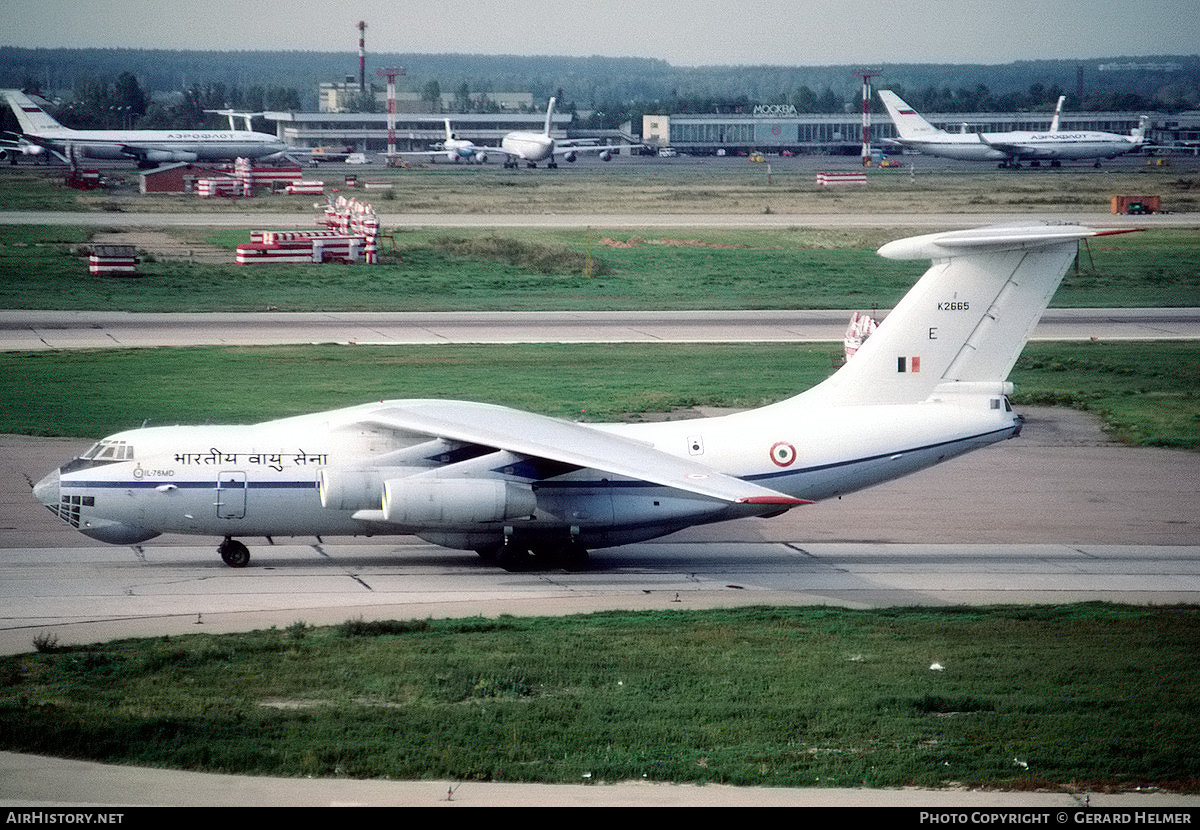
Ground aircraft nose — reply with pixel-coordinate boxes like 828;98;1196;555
33;469;60;508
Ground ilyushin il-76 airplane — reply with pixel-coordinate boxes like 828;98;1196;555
878;90;1148;168
33;224;1136;571
1;89;287;165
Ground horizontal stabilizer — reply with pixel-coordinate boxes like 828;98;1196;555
801;224;1142;406
878;225;1140;260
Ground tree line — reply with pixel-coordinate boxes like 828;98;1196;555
2;47;1196;132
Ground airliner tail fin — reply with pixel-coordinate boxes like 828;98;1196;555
3;89;67;135
878;90;943;141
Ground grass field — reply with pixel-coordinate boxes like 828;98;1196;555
2;340;1197;449
2;160;1197;795
3;604;1198;791
1;224;1197;311
3;158;1199;215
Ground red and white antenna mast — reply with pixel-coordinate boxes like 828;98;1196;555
377;67;406;158
358;21;367;92
853;70;881;166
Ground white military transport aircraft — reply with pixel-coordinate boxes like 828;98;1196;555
1;89;288;166
33;224;1135;571
878;90;1148;168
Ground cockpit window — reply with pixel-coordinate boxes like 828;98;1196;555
80;440;134;462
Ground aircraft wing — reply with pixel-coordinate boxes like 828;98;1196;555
977;134;1043;159
552;143;632;158
357;400;809;506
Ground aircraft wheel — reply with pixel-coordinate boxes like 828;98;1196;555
496;542;534;572
219;538;250;568
557;541;590;572
475;543;501;562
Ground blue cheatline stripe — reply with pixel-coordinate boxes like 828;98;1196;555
63;426;1013;496
66;480;319;491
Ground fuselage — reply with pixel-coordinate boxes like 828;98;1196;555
35;393;1020;552
895;130;1140;163
443;138;484;162
30;126;287;162
500;132;554;163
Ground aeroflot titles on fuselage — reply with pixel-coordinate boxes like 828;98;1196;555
162;133;254;140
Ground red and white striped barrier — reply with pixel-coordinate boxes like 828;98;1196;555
230;158;305;193
197;177;240;197
286;180;325;195
312;236;363;263
817;171;867;186
236;235;370;265
260;230;352;244
235;241;316;264
240;195;380;265
89;246;140;276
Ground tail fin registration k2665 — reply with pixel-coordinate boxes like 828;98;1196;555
802;224;1141;407
34;224;1135;571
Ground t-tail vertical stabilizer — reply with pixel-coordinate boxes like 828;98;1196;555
798;224;1142;407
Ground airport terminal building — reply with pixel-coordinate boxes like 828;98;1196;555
642;106;1150;155
260;104;1179;158
263;110;576;154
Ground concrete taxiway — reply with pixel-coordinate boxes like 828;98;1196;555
5;414;1199;807
3;308;1200;350
5;407;1198;657
3;407;1199;807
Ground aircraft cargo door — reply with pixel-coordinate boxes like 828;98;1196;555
216;471;247;519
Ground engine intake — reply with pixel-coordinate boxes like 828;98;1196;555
319;467;413;510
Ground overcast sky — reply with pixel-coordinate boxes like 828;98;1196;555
4;0;1197;66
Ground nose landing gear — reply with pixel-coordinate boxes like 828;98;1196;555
218;537;250;568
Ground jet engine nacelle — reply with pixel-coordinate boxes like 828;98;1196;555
319;467;418;511
383;477;537;526
599;149;612;162
563;151;578;163
142;149;199;163
474;151;487;164
1;144;44;161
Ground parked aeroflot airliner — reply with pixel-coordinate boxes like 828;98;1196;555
33;224;1137;571
878;90;1148;168
1;89;287;165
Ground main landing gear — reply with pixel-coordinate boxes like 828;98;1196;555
215;536;590;572
477;538;590;572
218;536;250;568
